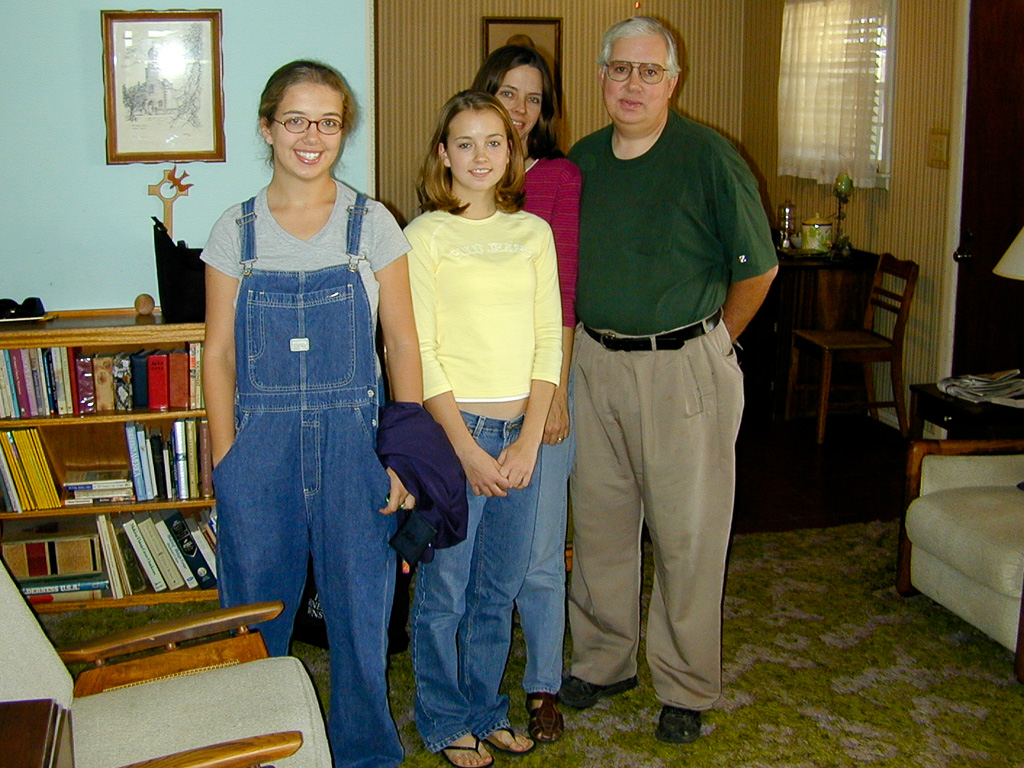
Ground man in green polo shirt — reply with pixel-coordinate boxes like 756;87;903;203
559;16;778;745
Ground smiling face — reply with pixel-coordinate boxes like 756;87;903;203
439;107;510;213
601;34;679;138
493;65;543;150
260;82;346;181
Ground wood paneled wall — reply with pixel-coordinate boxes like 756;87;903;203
376;0;962;420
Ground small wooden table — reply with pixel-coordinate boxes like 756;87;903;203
909;383;1024;440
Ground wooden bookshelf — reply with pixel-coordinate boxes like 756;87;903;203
0;309;216;611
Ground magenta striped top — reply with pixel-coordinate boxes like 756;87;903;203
523;156;581;327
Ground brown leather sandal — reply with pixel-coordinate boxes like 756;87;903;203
527;692;565;742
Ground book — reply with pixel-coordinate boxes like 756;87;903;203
0;442;23;512
74;353;96;414
0;350;17;418
19;571;109;595
27;588;104;604
149;428;168;500
135;423;156;501
112;351;132;410
94;514;124;599
9;349;33;417
40;348;59;415
198;417;214;498
185;417;200;499
171;419;189;500
168;349;190;409
129;350;151;410
92;354;115;412
113;514;148;595
137;513;185;590
63;468;133;491
14;429;61;509
188;341;203;409
68;486;134;501
185;513;218;579
27;348;50;416
124;422;146;500
161;439;174;500
153;511;198;589
163;509;216;589
147;351;170;411
120;514;167;592
65;347;80;415
48;346;70;415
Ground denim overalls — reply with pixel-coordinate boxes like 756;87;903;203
212;194;403;768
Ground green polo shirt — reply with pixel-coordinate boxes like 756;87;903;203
569;111;777;336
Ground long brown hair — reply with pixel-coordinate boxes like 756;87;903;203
417;90;525;215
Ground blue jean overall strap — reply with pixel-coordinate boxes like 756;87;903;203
215;193;402;767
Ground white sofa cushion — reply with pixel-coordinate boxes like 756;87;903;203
71;656;331;768
906;485;1024;600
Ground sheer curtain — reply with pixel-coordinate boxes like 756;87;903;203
778;0;894;188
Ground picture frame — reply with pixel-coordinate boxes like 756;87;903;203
101;9;226;164
482;17;562;102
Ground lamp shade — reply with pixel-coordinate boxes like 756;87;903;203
993;226;1024;280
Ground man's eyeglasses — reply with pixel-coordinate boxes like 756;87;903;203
273;116;343;135
604;61;670;85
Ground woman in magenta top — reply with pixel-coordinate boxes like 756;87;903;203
472;44;580;744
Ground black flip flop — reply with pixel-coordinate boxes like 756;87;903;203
441;737;493;768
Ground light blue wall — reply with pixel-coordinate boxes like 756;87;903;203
0;0;371;311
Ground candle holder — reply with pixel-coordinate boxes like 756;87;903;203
832;172;853;256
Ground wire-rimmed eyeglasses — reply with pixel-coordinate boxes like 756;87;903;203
604;60;670;85
273;116;343;135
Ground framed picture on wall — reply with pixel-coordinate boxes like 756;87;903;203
101;9;226;164
482;17;562;103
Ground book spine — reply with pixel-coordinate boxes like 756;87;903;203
9;350;32;417
27;589;103;604
129;350;150;410
26;349;47;416
124;422;146;500
112;351;132;410
114;515;148;594
153;513;199;588
20;574;110;595
168;349;190;409
137;514;185;590
121;516;167;592
198;417;214;498
41;348;59;415
24;428;61;508
48;347;68;416
172;420;189;500
150;429;168;500
162;441;174;500
1;430;35;510
10;430;45;510
65;347;80;415
93;354;115;412
188;341;202;409
0;350;17;418
185;418;200;499
135;424;156;501
75;353;96;414
147;352;170;411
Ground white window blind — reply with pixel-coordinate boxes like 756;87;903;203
778;0;894;189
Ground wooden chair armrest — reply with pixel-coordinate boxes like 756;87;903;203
118;731;302;768
57;601;283;665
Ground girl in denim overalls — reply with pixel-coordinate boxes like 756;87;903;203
405;91;562;767
201;61;421;768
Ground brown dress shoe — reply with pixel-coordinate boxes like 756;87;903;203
527;692;565;742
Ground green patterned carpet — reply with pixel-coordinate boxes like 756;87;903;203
41;520;1024;767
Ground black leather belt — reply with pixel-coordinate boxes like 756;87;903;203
584;309;722;351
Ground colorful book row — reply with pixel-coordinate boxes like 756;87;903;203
1;508;218;603
0;343;204;420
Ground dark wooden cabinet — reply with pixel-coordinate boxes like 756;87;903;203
739;250;878;425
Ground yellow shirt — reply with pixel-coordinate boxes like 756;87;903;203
405;209;562;402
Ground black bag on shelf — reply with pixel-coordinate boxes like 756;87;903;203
153;217;205;323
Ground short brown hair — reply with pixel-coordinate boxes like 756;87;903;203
417;91;525;215
258;60;357;168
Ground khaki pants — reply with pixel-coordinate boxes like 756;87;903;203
567;320;743;710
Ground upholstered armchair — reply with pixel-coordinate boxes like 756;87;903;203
0;562;331;767
897;438;1024;683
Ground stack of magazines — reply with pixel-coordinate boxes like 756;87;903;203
937;369;1024;407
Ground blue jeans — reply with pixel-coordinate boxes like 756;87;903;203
215;265;402;768
517;379;574;695
412;412;540;753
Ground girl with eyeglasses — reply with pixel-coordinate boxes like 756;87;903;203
201;60;420;768
405;90;562;767
470;43;580;744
